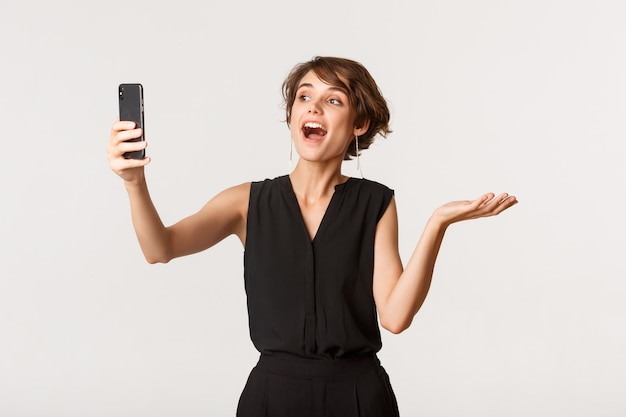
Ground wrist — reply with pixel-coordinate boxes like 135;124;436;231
426;212;450;232
123;175;147;191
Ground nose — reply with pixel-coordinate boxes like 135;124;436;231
308;99;322;114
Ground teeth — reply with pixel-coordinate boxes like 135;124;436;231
304;122;326;130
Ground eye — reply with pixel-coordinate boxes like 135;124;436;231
328;98;343;105
298;94;311;102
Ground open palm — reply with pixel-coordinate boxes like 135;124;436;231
433;192;518;226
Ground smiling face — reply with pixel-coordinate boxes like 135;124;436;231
289;70;360;164
282;57;391;160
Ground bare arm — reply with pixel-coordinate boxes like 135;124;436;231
124;179;249;263
107;121;248;264
373;193;518;334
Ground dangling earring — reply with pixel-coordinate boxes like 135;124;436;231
289;139;293;171
355;135;363;178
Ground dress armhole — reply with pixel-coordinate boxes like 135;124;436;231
376;188;395;223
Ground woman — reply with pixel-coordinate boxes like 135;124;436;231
107;56;517;416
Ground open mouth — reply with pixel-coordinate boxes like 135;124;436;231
302;122;327;139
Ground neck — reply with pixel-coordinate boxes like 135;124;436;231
289;159;347;201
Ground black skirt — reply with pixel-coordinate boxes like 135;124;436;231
236;353;400;417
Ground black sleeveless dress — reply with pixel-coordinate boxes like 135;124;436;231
237;175;400;417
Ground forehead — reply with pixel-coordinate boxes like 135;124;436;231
297;70;348;95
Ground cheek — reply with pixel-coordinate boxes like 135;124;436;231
288;118;298;134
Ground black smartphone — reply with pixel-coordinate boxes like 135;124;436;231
118;83;145;159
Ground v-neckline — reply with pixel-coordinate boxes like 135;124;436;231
284;175;352;244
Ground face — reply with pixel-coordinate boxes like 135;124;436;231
289;70;360;163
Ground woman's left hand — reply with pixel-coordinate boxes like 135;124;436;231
433;192;518;227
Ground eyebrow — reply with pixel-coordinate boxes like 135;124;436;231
296;83;348;95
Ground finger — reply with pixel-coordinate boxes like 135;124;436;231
493;195;518;214
107;138;147;159
110;120;137;140
114;140;148;158
118;139;147;154
485;194;517;216
110;120;136;134
110;155;151;171
112;128;143;145
127;156;151;167
491;193;509;205
475;193;495;209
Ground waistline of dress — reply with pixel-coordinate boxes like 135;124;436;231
255;352;381;379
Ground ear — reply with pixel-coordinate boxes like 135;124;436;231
354;119;371;136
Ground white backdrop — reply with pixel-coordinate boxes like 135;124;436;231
1;0;624;416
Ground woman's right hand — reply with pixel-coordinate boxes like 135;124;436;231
106;120;150;184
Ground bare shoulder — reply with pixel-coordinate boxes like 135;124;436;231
378;195;399;232
204;181;251;245
217;181;251;199
165;181;252;256
206;181;251;218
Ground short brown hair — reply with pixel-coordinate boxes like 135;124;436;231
282;56;391;160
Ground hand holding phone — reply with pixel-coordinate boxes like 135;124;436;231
118;83;145;159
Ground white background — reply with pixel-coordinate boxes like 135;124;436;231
1;0;624;416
